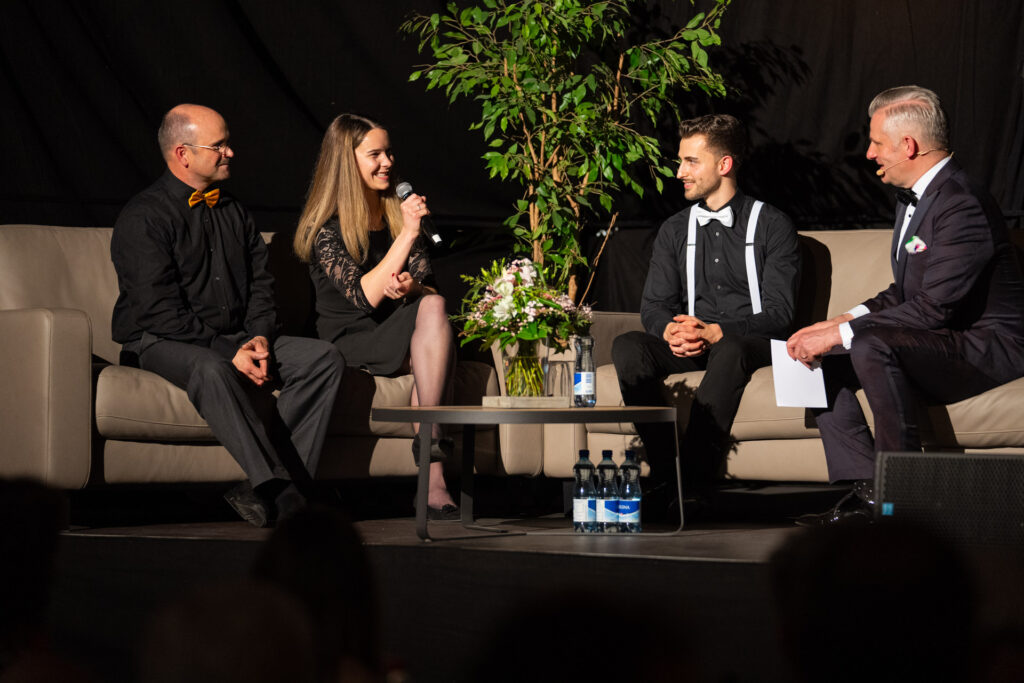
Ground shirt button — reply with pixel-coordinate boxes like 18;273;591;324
714;258;719;263
221;306;227;310
716;285;721;290
715;231;720;237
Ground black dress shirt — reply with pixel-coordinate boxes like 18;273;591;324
641;191;801;340
111;170;277;358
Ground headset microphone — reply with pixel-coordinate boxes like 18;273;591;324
875;148;944;177
395;182;443;247
876;157;911;177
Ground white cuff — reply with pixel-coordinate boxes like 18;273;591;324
839;321;855;350
847;304;870;319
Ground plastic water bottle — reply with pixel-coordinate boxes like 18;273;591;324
618;449;642;533
572;450;598;533
596;450;620;532
573;335;596;407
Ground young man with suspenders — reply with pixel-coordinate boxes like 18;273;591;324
612;114;801;503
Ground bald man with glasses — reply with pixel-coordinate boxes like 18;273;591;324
111;104;346;527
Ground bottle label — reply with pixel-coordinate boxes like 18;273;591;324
597;499;619;523
619;498;640;524
573;372;595;395
573;498;597;522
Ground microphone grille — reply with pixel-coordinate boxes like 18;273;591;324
395;182;413;200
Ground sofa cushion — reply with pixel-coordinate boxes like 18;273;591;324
96;360;498;442
925;376;1024;449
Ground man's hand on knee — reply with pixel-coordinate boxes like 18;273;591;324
787;322;842;368
234;336;271;385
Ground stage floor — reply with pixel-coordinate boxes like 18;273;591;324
53;508;809;683
41;484;1024;682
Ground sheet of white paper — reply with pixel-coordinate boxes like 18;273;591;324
770;339;827;408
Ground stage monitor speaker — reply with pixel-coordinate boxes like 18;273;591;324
875;451;1024;547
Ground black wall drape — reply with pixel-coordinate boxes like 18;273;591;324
2;0;1021;310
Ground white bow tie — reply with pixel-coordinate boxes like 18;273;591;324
694;205;734;228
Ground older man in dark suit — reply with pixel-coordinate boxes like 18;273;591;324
787;85;1024;525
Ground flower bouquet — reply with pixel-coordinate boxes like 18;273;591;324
453;258;592;397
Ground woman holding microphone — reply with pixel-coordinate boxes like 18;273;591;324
294;114;458;519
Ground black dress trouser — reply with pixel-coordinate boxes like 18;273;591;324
813;326;1002;482
134;334;345;488
612;331;771;488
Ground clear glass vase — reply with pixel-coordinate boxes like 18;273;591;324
500;339;545;397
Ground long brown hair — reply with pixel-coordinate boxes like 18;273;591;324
294;113;404;263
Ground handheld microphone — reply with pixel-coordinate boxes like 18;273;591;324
395;181;442;246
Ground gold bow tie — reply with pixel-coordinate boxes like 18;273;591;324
188;188;220;208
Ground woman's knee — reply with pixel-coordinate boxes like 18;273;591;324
416;294;450;329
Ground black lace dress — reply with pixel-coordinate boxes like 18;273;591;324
310;217;435;375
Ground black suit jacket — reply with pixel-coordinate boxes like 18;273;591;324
850;159;1024;384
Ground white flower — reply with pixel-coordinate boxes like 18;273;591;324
518;260;537;286
494;279;514;298
492;296;513;321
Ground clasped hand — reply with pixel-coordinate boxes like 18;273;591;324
233;335;271;386
664;315;722;358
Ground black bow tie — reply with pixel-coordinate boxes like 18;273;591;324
895;188;918;206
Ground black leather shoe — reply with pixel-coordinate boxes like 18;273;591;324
273;483;308;524
224;481;271;528
640;480;681;524
794;482;875;527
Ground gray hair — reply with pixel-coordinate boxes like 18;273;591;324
157;108;196;157
868;85;949;150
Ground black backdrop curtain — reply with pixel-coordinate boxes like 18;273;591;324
2;0;1022;310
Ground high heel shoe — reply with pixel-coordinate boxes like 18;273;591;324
412;493;461;521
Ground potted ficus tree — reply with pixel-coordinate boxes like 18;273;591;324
402;0;731;302
403;0;730;399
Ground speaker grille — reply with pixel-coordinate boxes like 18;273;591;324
876;452;1024;547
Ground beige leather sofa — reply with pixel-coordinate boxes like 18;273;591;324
0;224;521;491
539;229;1024;481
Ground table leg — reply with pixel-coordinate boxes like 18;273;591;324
460;424;475;524
415;422;433;541
672;424;685;532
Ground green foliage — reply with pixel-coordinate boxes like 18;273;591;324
402;0;730;291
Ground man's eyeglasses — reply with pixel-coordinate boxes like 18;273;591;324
183;142;230;154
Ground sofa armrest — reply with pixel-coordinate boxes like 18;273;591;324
0;308;92;488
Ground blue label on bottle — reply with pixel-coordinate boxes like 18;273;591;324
573;372;595;394
618;498;640;524
587;499;597;521
597;499;619;523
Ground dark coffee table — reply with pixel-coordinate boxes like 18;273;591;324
371;405;682;540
